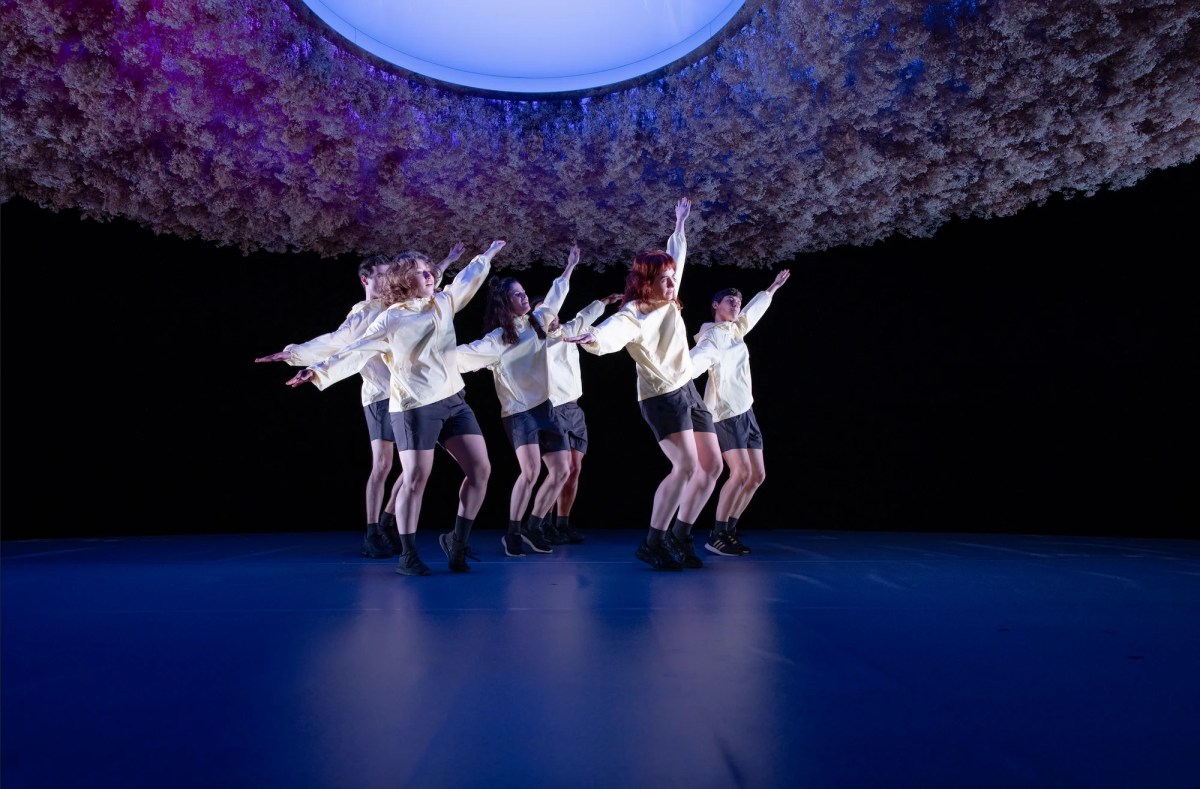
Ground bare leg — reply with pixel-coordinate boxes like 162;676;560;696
677;430;723;524
510;443;542;521
530;450;571;518
732;448;766;519
650;431;700;531
716;448;751;522
394;449;435;534
441;434;491;519
366;438;394;522
556;449;585;516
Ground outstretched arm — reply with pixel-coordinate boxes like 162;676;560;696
668;196;691;290
433;241;466;281
255;350;293;363
285;368;316;387
767;268;791;295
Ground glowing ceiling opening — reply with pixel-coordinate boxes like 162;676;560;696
297;0;748;94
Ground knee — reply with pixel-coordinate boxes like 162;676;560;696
748;469;766;489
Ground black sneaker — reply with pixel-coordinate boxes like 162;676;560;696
558;522;585;544
520;526;553;554
395;551;431;576
542;522;568;546
672;531;704;568
662;530;688;566
729;530;752;555
501;533;526;557
704;531;741;557
439;532;471;572
379;513;401;553
361;533;393;559
635;539;683;570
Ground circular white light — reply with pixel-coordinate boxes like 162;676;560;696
298;0;749;95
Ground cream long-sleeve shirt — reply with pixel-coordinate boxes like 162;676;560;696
284;299;391;407
545;299;607;405
578;227;692;401
307;252;493;411
455;273;572;417
689;289;774;421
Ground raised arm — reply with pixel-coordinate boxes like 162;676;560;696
442;239;506;312
433;241;466;282
537;243;582;320
739;268;792;335
668;196;691;290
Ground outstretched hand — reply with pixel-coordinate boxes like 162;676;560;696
563;332;596;345
600;292;623;306
564;243;580;276
285;369;316;387
767;268;791;294
254;350;292;363
675;196;692;223
485;239;507;256
442;241;465;265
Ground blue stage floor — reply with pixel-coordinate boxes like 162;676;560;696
3;529;1198;788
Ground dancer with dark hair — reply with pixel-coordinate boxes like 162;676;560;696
565;197;720;570
255;244;464;559
690;269;791;556
457;244;582;556
284;240;506;575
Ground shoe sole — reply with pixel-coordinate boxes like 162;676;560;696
501;536;526;557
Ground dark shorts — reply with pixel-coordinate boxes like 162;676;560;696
638;381;716;442
715;408;764;452
364;399;396;443
551;400;589;454
391;390;483;452
502;400;570;453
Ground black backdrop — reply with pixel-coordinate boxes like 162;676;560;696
1;159;1195;540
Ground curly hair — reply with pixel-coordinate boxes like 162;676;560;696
481;276;546;345
623;249;681;311
378;251;431;304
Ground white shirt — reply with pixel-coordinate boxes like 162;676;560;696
690;290;775;421
306;252;493;411
284;299;391;407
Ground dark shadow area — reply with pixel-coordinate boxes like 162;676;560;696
1;159;1195;540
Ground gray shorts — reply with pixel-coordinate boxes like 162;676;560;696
714;408;764;452
364;399;396;442
502;400;570;453
551;400;589;454
391;390;483;451
638;381;716;442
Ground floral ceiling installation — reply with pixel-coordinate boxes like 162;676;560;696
2;0;1198;269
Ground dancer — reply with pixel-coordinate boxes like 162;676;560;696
530;289;624;545
565;197;721;570
458;244;593;556
689;269;791;555
254;244;464;559
285;240;506;575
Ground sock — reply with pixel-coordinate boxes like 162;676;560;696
555;515;570;531
712;520;728;538
647;528;664;546
507;519;522;535
727;516;740;534
453;515;473;544
399;533;417;553
366;521;381;536
527;514;546;534
672;519;694;539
